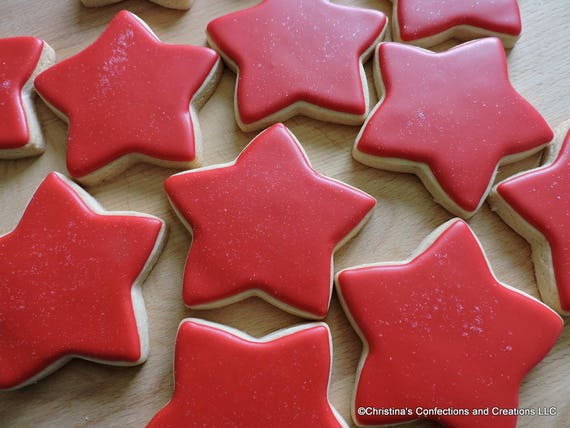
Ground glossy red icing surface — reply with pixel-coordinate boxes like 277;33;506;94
0;37;43;148
337;220;562;427
497;130;570;311
0;172;163;389
206;0;387;125
357;38;553;212
34;11;219;179
397;0;521;42
147;321;344;427
165;123;375;318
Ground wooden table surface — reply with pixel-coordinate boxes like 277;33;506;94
0;1;569;427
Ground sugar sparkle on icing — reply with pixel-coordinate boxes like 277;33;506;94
497;130;570;311
147;321;345;427
165;123;375;318
0;172;163;389
337;220;562;427
356;38;552;213
34;11;219;179
397;0;521;42
207;0;387;126
0;37;43;148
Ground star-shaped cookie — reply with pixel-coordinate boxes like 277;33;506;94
81;0;193;11
206;0;388;131
391;0;522;48
0;172;166;390
336;219;563;427
147;319;347;427
0;37;54;159
165;123;375;319
490;123;570;315
354;38;553;218
35;11;221;185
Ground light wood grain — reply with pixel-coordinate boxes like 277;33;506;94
0;1;568;427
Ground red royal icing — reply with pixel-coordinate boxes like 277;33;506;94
147;320;345;427
356;38;553;213
0;172;164;390
396;0;521;43
0;37;43;149
34;11;219;180
496;130;570;312
206;0;387;126
165;123;375;318
337;220;563;427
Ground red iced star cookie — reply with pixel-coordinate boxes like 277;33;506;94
34;11;221;185
165;123;375;319
0;37;54;159
147;319;347;427
81;0;193;10
391;0;522;48
0;172;166;390
206;0;387;131
354;38;553;218
490;123;570;315
336;219;563;427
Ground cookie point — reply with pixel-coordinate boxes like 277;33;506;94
116;9;134;19
444;218;471;236
272;122;287;131
336;268;356;290
163;174;178;194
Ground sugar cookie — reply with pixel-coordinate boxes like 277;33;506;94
391;0;521;48
147;319;347;427
0;37;54;159
35;11;221;185
206;0;387;131
354;38;552;218
336;219;562;427
0;172;166;390
81;0;193;11
165;123;375;319
490;121;570;315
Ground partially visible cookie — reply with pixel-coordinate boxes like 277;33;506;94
206;0;387;131
81;0;193;10
391;0;522;48
35;11;221;185
0;37;54;159
336;219;563;427
490;121;570;316
0;172;166;390
354;38;553;218
147;319;348;427
165;123;376;319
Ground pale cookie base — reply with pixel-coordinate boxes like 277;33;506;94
489;120;570;316
81;0;123;6
158;319;349;428
352;45;550;219
3;172;167;391
81;0;194;11
150;0;193;9
334;218;563;427
167;128;375;319
390;0;520;49
206;18;387;132
36;15;223;186
0;41;55;160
